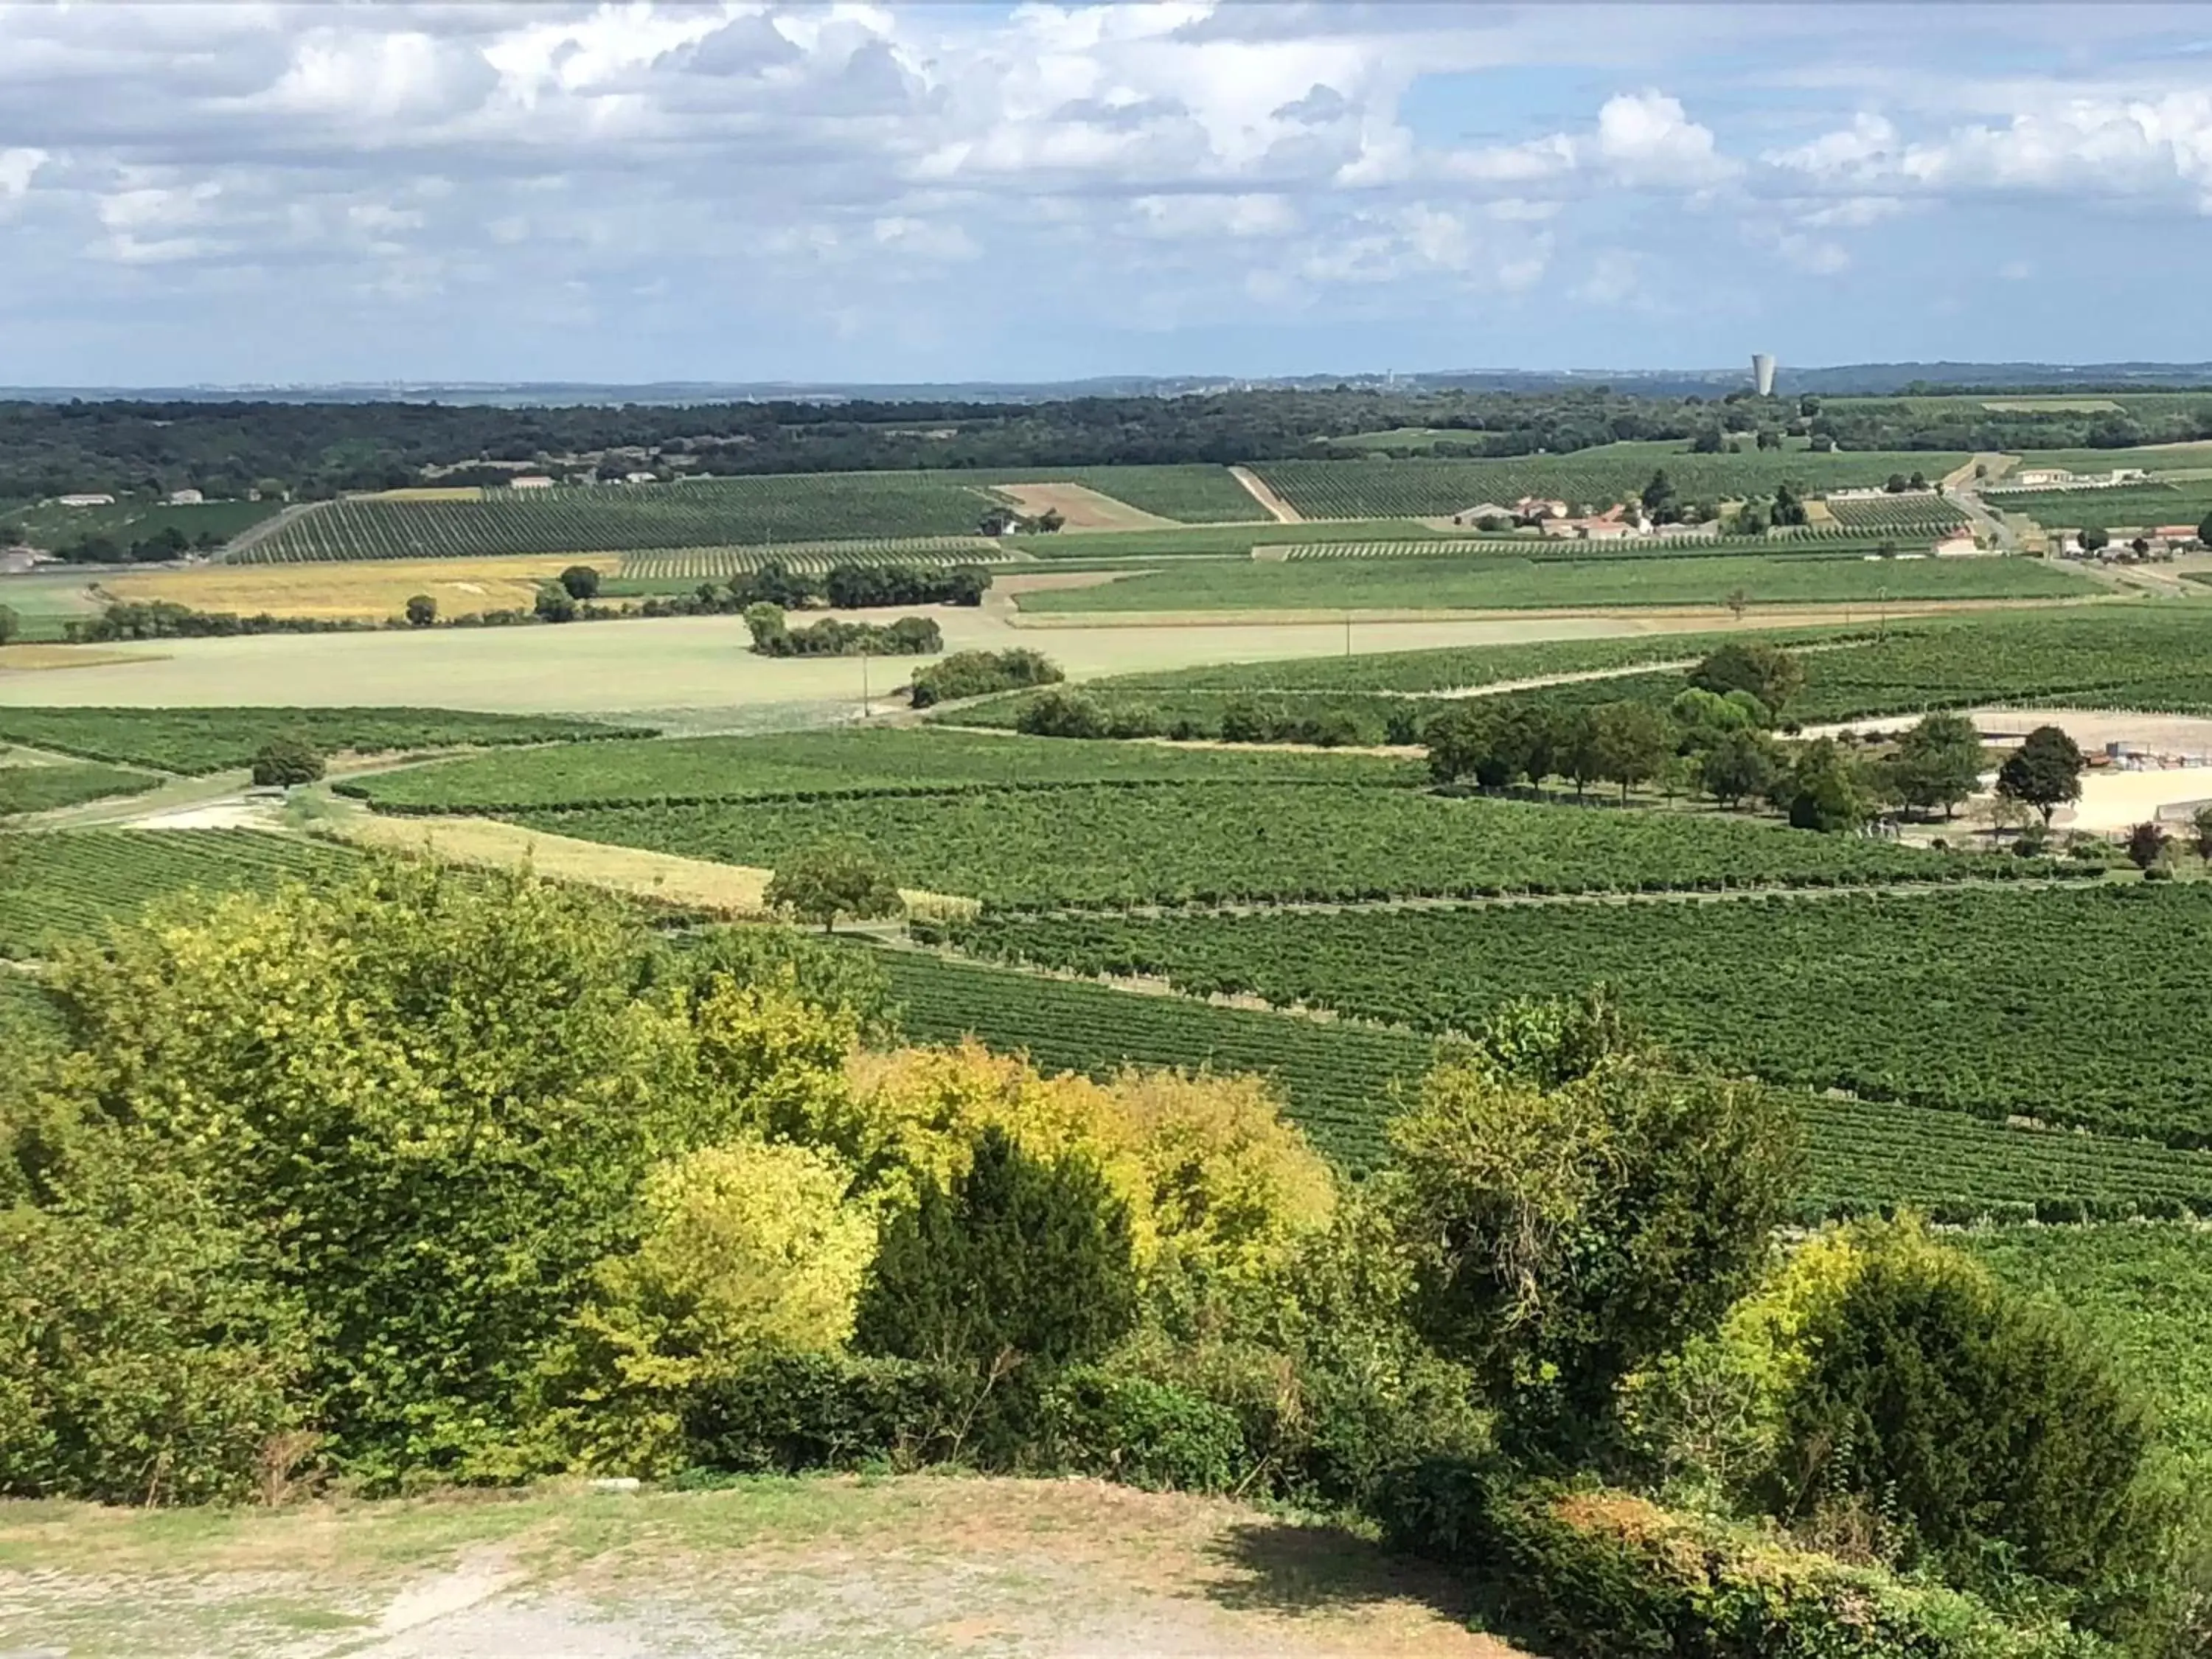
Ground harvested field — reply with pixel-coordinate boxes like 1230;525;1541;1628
995;481;1175;530
102;555;620;622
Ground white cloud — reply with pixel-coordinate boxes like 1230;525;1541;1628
1133;192;1300;238
872;215;978;262
1765;113;1899;178
1573;248;1641;306
0;147;46;198
1587;91;1735;188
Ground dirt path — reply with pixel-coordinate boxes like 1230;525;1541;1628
1229;466;1302;524
218;498;324;562
0;1475;1524;1659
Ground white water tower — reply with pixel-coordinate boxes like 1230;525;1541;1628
1752;352;1777;397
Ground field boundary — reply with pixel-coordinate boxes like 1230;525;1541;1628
1229;466;1302;524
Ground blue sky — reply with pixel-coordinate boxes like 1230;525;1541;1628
4;1;2212;385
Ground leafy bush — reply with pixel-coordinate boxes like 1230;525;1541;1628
1380;1463;2115;1659
682;1351;970;1474
910;647;1062;709
248;735;324;787
558;565;600;600
855;1126;1138;1374
1040;1366;1245;1491
1016;688;1112;739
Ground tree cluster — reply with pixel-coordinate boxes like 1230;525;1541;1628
743;603;942;658
909;648;1063;709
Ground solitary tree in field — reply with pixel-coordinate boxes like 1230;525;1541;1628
559;565;601;601
2125;820;2171;872
2079;526;2110;553
1996;726;2085;826
250;736;325;787
765;843;901;933
1725;587;1750;622
404;594;437;628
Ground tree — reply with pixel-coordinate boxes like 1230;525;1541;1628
1996;725;2085;825
855;1126;1138;1374
535;585;579;623
2080;526;2110;553
403;594;437;628
249;736;324;787
1691;425;1724;453
2191;803;2212;861
1388;993;1798;1450
1780;737;1866;832
1698;728;1780;808
1640;469;1675;515
742;602;787;653
0;605;18;647
1556;709;1604;801
1885;473;1908;493
1725;586;1749;622
1889;711;1986;818
1689;642;1804;714
1591;702;1672;802
2197;510;2212;547
765;843;902;933
559;565;600;601
2125;820;2170;872
1770;480;1807;526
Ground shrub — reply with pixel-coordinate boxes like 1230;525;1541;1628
682;1351;969;1474
248;735;324;786
764;843;902;933
909;648;1062;709
403;594;437;627
535;585;579;622
558;565;600;601
855;1126;1138;1374
535;1138;877;1475
1015;688;1110;739
1041;1366;1245;1491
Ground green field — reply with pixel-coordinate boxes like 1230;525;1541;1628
882;948;2212;1220
0;570;103;641
0;759;160;815
1984;481;2212;531
945;881;2212;1144
614;538;1010;583
512;784;2040;911
1014;553;2093;614
1973;1224;2212;1475
1249;448;1976;518
967;465;1262;523
0;706;646;774
0;828;359;959
1007;518;1459;561
1822;494;1970;532
6;495;281;553
347;726;1406;813
1267;529;1910;562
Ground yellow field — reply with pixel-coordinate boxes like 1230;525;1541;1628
102;555;619;622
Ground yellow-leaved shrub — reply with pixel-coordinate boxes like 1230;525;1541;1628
845;1040;1335;1284
536;1136;877;1475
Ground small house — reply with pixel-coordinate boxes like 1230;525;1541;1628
167;488;204;505
1450;502;1513;526
2010;468;2075;489
56;493;116;507
625;471;658;485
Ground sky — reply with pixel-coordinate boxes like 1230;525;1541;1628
5;1;2212;386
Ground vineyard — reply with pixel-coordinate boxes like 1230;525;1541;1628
1972;1224;2212;1474
1013;550;2093;614
0;759;160;815
234;473;1015;563
0;829;359;958
935;686;1422;745
505;783;2059;912
349;725;1405;813
614;538;1011;582
1981;481;2212;531
942;881;2212;1144
1248;448;1977;519
965;465;1262;524
880;947;2212;1221
0;972;63;1050
1822;494;1972;532
1009;518;1457;560
0;707;646;775
1271;528;1915;561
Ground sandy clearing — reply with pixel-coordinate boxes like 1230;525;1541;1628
103;555;620;622
0;644;163;671
994;481;1178;531
131;799;285;830
1229;465;1302;523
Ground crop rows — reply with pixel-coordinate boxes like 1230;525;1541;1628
1981;482;2212;531
237;473;1012;563
1249;451;1975;520
944;883;2212;1145
964;465;1263;524
617;539;1012;580
1823;495;1970;532
512;782;2084;913
1272;528;1910;562
0;830;360;959
0;707;646;775
0;761;161;815
348;726;1406;813
0;973;64;1050
881;946;2212;1219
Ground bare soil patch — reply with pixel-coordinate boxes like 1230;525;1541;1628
1230;466;1303;524
995;482;1177;531
103;556;619;622
0;1475;1523;1659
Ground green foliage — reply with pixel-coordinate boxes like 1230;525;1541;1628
558;564;600;600
534;584;579;623
2000;726;2088;824
765;842;902;932
909;647;1062;709
1697;728;1781;807
1691;641;1806;714
1892;712;1989;818
1778;737;1869;832
0;706;641;775
248;735;325;787
1770;1222;2162;1605
1386;996;1799;1447
1040;1367;1246;1492
0;604;18;646
24;863;847;1481
679;1351;970;1474
1379;1465;2116;1659
403;593;437;627
856;1127;1139;1374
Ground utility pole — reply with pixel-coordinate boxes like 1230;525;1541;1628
1344;612;1352;656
